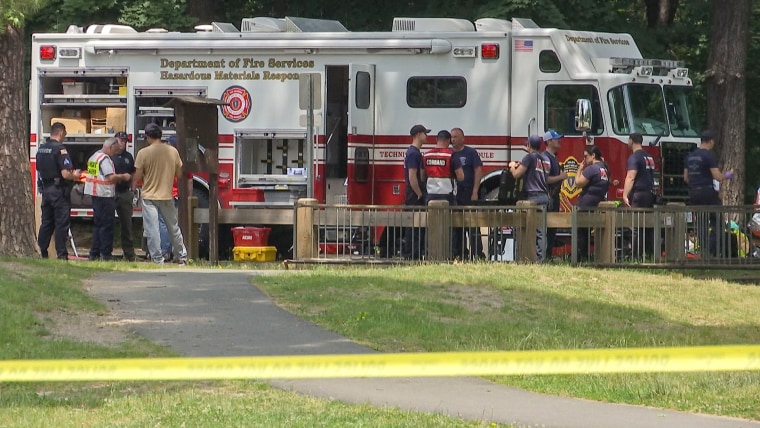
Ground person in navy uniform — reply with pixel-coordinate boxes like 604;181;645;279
402;124;429;260
622;132;656;259
111;132;137;261
575;145;609;260
542;129;568;256
450;127;484;260
36;122;80;259
684;130;733;256
511;134;551;261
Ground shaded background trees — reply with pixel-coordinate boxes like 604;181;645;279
3;0;758;255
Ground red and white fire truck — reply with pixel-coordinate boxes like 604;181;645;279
30;16;700;256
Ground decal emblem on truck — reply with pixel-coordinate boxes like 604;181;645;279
221;85;251;122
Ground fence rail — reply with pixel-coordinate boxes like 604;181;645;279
191;198;760;267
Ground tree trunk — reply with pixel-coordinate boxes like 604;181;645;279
0;24;38;257
187;0;217;24
644;0;679;27
705;0;751;205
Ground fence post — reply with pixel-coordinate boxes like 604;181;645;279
596;201;617;264
516;200;537;262
665;202;687;262
188;196;199;260
295;198;318;260
427;200;451;261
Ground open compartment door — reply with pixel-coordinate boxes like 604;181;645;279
346;64;375;204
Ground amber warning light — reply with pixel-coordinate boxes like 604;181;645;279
40;45;56;61
481;43;499;59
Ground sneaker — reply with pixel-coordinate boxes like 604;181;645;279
163;252;173;262
177;259;187;266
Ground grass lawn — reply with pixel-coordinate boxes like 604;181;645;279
0;259;505;427
255;264;760;420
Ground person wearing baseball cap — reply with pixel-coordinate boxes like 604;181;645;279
511;135;551;261
683;129;733;257
402;124;430;259
110;131;137;261
134;124;188;265
410;124;431;137
542;129;567;255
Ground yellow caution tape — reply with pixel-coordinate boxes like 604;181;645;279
1;345;758;382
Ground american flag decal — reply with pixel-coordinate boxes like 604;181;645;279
515;39;533;52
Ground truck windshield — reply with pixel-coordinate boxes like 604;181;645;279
608;84;668;136
663;85;700;137
608;83;700;137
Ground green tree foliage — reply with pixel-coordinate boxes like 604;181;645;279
23;0;760;200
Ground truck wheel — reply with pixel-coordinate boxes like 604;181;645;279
193;187;210;259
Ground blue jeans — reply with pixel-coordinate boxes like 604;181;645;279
142;199;187;263
158;198;178;255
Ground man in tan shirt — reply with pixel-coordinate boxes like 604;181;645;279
133;123;187;264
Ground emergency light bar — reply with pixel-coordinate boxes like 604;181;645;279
609;57;685;75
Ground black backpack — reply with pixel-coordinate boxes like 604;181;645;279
497;168;524;204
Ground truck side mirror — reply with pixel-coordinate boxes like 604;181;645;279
575;99;592;132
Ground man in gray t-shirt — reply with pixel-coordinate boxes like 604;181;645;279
511;135;551;261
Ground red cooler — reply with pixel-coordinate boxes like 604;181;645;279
231;227;271;247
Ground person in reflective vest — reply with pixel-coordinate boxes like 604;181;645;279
423;130;464;204
84;138;132;260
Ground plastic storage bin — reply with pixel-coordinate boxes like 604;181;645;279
231;227;271;247
232;246;277;262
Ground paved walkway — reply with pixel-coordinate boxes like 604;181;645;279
87;270;760;428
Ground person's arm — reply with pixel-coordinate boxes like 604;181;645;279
575;163;589;188
471;165;483;200
132;168;143;191
454;167;464;182
512;164;528;179
408;168;423;199
107;173;131;184
61;168;79;181
547;167;568;185
683;168;689;184
622;170;637;207
711;167;732;181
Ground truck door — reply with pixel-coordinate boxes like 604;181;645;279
345;64;375;205
538;81;604;210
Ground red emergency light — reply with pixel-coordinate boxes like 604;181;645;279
40;45;56;61
481;43;499;59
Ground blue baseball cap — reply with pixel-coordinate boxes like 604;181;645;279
543;129;563;141
528;135;543;150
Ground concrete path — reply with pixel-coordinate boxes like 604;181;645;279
86;270;760;428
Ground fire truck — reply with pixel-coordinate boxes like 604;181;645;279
30;16;700;257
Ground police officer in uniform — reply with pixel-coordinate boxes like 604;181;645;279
111;132;137;261
36;122;80;259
